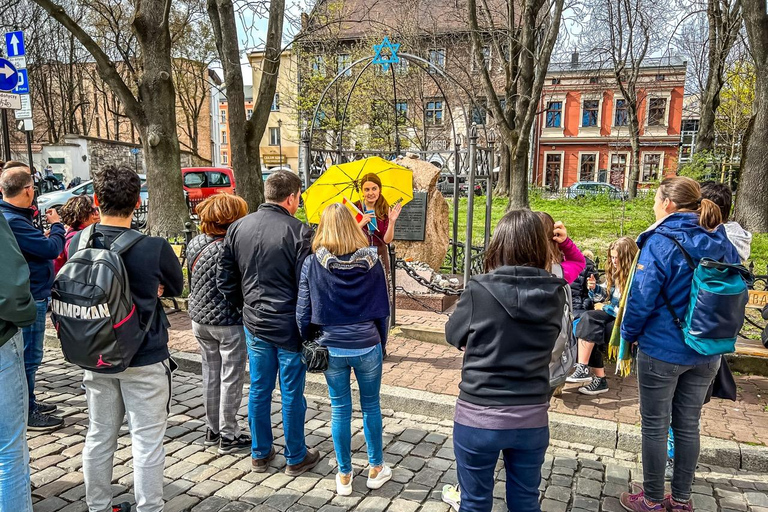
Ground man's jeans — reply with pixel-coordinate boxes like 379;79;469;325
22;299;48;412
324;344;384;474
0;330;33;512
637;349;719;502
245;330;307;465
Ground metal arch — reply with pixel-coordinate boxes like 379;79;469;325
338;60;374;155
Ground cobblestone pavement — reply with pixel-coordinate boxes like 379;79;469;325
28;351;768;511
163;313;768;447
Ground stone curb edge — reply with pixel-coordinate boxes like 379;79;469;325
44;330;768;472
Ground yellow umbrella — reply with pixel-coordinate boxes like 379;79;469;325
302;156;414;224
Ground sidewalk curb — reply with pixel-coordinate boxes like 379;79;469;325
44;331;768;472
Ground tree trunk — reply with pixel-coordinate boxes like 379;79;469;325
494;141;511;196
509;139;530;209
696;77;722;153
626;108;642;198
734;0;768;232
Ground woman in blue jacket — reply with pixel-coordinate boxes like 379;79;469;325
619;177;739;512
296;203;391;497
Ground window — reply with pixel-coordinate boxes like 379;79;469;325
312;56;326;77
395;59;409;74
425;100;444;126
609;153;628;188
184;172;207;188
221;131;227;144
395;100;408;121
48;157;65;164
551;78;561;85
656;74;666;81
648;98;667;126
477;46;491;71
337;54;351;77
471;101;487;125
546;101;562;128
246;109;253;120
269;127;281;146
579;153;597;181
589;77;599;84
271;93;280;112
582;99;599;127
642;153;662;182
207;171;231;187
429;49;446;73
614;99;628;126
220;110;226;123
545;153;562;191
222;153;228;165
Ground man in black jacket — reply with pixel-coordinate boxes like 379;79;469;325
218;170;319;476
0;213;37;511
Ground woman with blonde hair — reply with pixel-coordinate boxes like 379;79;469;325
567;236;639;395
296;203;391;496
187;193;250;454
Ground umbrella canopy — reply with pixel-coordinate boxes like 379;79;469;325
302;156;414;224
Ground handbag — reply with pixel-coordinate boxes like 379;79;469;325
301;336;329;373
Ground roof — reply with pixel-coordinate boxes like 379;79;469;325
548;55;687;74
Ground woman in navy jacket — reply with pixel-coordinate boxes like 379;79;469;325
619;177;739;512
296;203;391;497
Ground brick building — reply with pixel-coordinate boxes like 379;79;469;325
533;55;686;191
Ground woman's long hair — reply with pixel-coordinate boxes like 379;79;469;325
536;211;561;265
605;237;639;294
658;176;722;231
60;195;95;230
359;173;390;219
313;203;369;255
484;209;550;272
197;193;248;236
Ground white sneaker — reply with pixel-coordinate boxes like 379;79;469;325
442;484;461;511
366;464;392;489
336;472;353;496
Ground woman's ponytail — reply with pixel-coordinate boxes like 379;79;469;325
699;198;722;231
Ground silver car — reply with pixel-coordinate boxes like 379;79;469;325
37;175;148;211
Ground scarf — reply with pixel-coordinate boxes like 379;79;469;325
608;252;639;377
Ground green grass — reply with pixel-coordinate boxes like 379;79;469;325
447;194;768;271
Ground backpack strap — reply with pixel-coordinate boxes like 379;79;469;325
109;229;146;255
660;289;684;330
73;224;97;253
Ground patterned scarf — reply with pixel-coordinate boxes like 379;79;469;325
608;252;640;377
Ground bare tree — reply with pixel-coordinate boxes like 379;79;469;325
31;0;190;234
467;0;566;208
733;0;768;232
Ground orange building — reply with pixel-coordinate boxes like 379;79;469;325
533;55;686;190
217;86;254;166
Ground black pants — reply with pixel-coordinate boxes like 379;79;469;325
576;310;615;370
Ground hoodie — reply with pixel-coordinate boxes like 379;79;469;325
724;221;752;262
296;246;390;350
446;266;566;406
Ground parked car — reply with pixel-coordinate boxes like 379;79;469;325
182;167;236;201
437;173;485;197
37;175;148;211
566;181;628;200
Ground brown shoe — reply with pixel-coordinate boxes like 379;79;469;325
285;448;320;477
251;447;276;473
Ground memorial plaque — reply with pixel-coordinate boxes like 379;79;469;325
394;191;427;241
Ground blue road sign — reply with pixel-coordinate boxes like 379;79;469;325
13;69;28;94
130;148;140;155
5;31;25;58
0;58;18;92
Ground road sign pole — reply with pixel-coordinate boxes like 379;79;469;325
25;129;32;168
1;109;10;161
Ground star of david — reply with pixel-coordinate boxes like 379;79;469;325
372;37;400;72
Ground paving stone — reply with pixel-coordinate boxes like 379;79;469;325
218;503;255;512
33;497;69;512
746;492;768;508
540;498;567;512
164;494;201;512
189;480;225;498
544;485;571;502
573;495;600;510
264;489;303;511
214;479;254;500
605;464;631;484
298;488;334;508
399;428;429;444
691;493;718;512
387;498;420;512
240;484;273;505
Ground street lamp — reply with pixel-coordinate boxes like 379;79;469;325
277;119;283;168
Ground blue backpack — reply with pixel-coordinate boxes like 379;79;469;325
660;235;750;356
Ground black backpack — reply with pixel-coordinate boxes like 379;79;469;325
51;224;154;373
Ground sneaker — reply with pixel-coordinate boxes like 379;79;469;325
441;484;461;511
251;447;276;473
285;448;320;477
112;503;132;512
664;458;674;481
34;401;57;414
27;410;64;431
662;495;693;511
204;429;220;446
336;472;353;496
619;490;666;511
579;376;609;396
366;464;392;489
218;434;251;454
566;363;592;383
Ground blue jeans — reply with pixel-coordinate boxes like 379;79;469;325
245;330;307;465
0;331;32;511
454;422;549;512
324;344;384;474
637;350;719;502
22;299;48;412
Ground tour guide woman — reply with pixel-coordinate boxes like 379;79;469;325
445;209;567;512
356;173;402;272
619;176;739;512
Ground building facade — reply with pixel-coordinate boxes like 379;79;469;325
216;84;253;168
533;55;686;190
